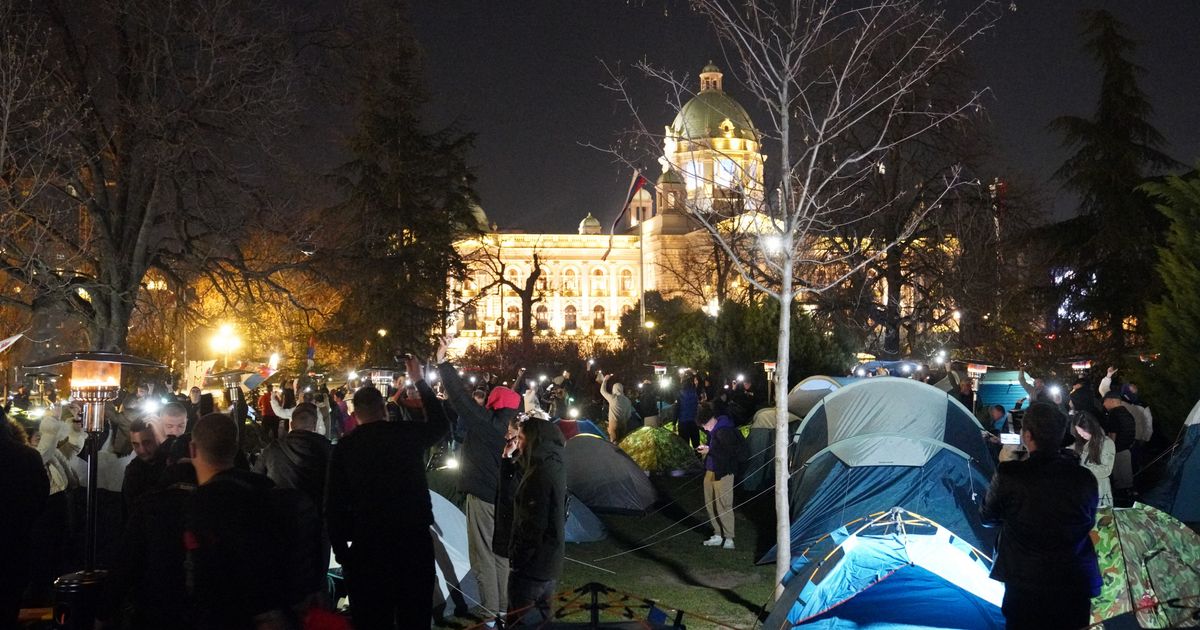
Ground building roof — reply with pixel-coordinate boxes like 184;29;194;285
670;89;759;143
657;169;684;185
578;212;602;234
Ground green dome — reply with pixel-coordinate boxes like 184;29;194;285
701;61;721;74
578;212;602;235
657;169;684;186
670;90;759;143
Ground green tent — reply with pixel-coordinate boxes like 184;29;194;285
1091;503;1200;628
619;426;701;473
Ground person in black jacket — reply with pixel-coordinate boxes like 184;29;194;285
253;402;331;512
435;336;516;617
326;356;449;630
697;404;741;549
1101;391;1137;505
1;414;49;628
981;402;1100;630
506;419;566;627
121;419;165;514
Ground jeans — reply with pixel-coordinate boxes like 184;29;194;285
466;494;510;615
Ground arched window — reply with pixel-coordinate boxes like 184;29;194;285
463;304;478;330
505;268;519;295
564;305;577;330
591;268;607;297
563;269;577;296
506;305;520;330
619;269;634;296
593;305;606;330
535;305;549;330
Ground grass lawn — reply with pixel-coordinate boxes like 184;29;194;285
438;474;780;629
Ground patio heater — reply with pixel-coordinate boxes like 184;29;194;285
364;367;396;394
212;369;252;425
760;360;778;403
23;352;164;630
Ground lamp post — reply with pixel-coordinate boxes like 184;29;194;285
23;352;164;630
209;323;241;369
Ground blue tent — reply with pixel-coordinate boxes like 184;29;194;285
576;419;606;439
565;494;607;543
1144;400;1200;528
761;378;995;562
763;509;1005;630
976;370;1030;412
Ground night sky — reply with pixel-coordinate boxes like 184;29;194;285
410;1;1200;233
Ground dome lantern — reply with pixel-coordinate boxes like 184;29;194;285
578;212;602;235
699;61;723;92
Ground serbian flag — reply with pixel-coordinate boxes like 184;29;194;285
0;334;21;354
601;169;653;261
306;335;317;361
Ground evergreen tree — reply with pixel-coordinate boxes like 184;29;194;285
1139;168;1200;435
1050;10;1176;359
323;3;478;363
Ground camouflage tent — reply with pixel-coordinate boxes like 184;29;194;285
619;426;702;473
1091;503;1200;628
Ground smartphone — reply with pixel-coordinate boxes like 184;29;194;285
1000;433;1021;446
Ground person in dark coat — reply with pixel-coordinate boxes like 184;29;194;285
981;402;1101;630
122;418;165;514
698;404;741;549
506;419;566;626
253;402;331;511
1;414;49;628
492;416;523;563
325;356;449;630
186;414;295;630
1101;391;1138;505
677;376;701;448
99;463;198;630
435;336;516;617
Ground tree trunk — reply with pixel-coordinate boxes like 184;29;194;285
882;250;904;358
774;248;794;595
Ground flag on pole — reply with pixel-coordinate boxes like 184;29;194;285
306;335;317;370
601;169;653;261
0;334;21;354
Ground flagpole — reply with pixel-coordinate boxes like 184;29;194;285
639;208;646;330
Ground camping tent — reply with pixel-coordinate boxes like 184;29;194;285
1091;503;1200;628
761;378;995;562
742;407;802;491
1143;400;1200;529
565;434;657;513
618;426;701;473
328;491;478;618
557;418;607;441
976;370;1030;413
763;509;1005;629
565;494;607;543
786;375;855;418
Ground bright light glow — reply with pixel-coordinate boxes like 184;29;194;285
934;356;945;365
901;364;912;374
444;457;459;469
27;407;46;419
587;358;595;366
209;323;241;355
736;374;745;382
568;407;579;418
458;370;465;376
855;369;866;377
427;371;438;382
761;235;783;255
637;383;644;389
1049;385;1062;396
269;353;280;370
141;398;161;413
677;367;686;376
659;378;670;389
703;298;720;318
469;376;477;384
304;387;312;393
404;379;413;387
348;371;358;380
643;320;656;330
952;310;962;320
377;328;388;337
538;374;547;382
937;349;947;358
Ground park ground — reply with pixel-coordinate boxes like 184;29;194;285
438;475;778;630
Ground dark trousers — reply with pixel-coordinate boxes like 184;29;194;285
1001;588;1091;630
678;421;701;449
262;417;280;440
345;531;435;630
506;573;555;627
0;546;30;630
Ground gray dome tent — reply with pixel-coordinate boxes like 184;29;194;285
566;435;657;513
742;407;802;491
786;375;856;418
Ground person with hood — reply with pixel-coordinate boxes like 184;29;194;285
326;356;449;629
435;336;515;619
253;402;331;512
506;419;566;626
696;403;740;549
1101;391;1137;506
598;372;632;443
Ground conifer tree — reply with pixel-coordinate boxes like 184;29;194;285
1050;10;1176;358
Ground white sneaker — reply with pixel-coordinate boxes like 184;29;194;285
722;538;736;550
702;535;724;546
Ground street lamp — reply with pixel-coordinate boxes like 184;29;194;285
209;323;241;369
760;360;778;403
24;351;163;629
643;320;656;330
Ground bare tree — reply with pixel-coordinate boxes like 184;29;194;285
0;0;307;354
463;237;549;351
610;0;999;592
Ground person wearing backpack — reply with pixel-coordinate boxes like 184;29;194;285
696;403;742;550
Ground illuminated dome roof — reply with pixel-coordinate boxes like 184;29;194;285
657;169;684;186
578;212;602;235
669;63;759;143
